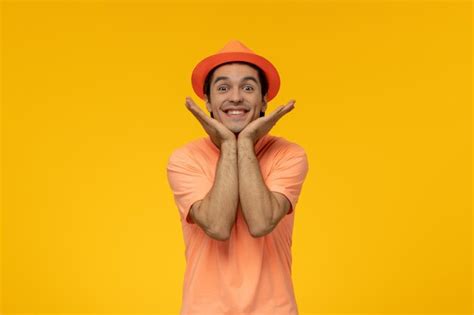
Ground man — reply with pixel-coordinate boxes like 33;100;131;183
167;40;309;315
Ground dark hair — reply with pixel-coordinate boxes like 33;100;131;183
203;61;269;103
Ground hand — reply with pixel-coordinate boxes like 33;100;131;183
185;96;236;149
238;99;295;145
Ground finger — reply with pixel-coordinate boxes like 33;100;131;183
283;99;295;110
185;97;204;115
279;100;296;115
185;102;212;132
185;97;227;134
269;100;296;121
185;97;212;123
272;100;294;114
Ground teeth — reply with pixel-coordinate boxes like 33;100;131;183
227;110;245;115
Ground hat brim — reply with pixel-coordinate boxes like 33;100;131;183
191;52;280;102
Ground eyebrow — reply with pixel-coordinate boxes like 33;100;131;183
212;76;259;85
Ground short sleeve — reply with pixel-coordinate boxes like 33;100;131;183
265;144;309;215
166;149;213;224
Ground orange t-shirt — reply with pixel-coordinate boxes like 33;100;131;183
166;133;309;315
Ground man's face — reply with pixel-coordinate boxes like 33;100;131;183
205;63;267;135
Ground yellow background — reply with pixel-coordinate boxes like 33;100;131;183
1;0;471;314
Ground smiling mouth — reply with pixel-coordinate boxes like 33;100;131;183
222;109;249;119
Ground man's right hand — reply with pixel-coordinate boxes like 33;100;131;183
185;96;236;149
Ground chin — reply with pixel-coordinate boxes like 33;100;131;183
227;126;245;134
220;121;247;134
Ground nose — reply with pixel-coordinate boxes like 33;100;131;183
229;87;243;103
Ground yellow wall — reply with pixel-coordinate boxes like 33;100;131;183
1;0;471;314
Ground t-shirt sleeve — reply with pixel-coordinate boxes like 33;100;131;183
166;148;213;224
265;143;309;215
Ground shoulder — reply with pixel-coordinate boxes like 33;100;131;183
168;137;219;168
266;135;307;157
263;135;308;175
168;137;210;166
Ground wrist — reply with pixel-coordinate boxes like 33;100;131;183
220;138;237;150
237;135;255;147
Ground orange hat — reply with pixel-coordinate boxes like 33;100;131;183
191;40;280;102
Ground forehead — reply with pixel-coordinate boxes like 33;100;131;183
211;63;260;84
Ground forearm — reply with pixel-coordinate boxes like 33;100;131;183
237;138;277;236
199;140;239;238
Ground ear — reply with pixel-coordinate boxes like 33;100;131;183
204;94;212;113
262;94;268;112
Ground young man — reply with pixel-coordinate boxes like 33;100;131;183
167;40;309;315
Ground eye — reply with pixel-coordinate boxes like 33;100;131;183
243;85;254;91
217;85;228;92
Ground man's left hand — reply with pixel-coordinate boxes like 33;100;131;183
238;99;296;145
